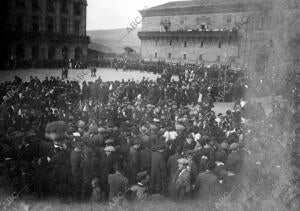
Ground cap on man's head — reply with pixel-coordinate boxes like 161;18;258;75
105;139;114;145
104;146;115;152
137;171;148;181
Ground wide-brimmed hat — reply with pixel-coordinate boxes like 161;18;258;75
177;158;188;165
105;139;114;145
230;143;239;150
137;171;148;181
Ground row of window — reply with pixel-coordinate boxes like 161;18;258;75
16;15;81;35
15;0;82;16
155;40;223;48
160;14;270;32
15;45;83;60
154;52;222;62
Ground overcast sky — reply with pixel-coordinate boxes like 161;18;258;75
87;0;181;30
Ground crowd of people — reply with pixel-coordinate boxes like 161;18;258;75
0;68;297;205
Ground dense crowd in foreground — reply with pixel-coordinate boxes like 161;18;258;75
0;72;298;206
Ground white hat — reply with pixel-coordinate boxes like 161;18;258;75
73;132;81;137
104;146;115;152
177;158;188;165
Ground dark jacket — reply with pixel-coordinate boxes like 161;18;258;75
150;151;167;195
108;172;128;201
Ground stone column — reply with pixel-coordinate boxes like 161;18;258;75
56;46;62;60
69;45;75;60
40;0;46;32
69;1;74;34
41;43;48;60
55;0;60;33
82;4;87;36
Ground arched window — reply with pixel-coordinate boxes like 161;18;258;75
75;47;83;61
16;45;25;60
48;46;56;60
62;46;69;60
32;45;39;59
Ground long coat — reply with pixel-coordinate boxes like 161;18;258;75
108;172;128;201
127;147;141;185
140;147;152;173
169;167;191;200
194;170;221;199
150;151;167;195
167;153;181;194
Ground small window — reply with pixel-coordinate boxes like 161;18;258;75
217;55;221;62
47;0;55;13
155;52;158;58
16;14;24;31
155;40;158;46
16;45;25;59
258;15;266;30
16;0;26;9
201;24;206;31
168;53;171;59
61;18;68;33
199;55;203;61
74;3;81;16
169;40;172;46
48;46;56;60
201;41;204;48
32;46;39;59
32;16;39;32
61;1;68;13
183;54;187;60
47;17;54;33
32;0;40;10
227;15;232;24
74;20;80;35
218;41;222;48
184;41;187;47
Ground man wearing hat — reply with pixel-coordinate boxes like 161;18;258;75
150;140;167;195
167;146;182;195
169;158;191;200
194;164;220;200
105;139;115;146
101;145;116;200
127;138;141;185
108;162;128;201
225;143;242;172
128;171;150;201
140;140;152;174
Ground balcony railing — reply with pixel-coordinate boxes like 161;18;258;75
138;30;239;39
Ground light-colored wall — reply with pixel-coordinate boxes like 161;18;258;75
141;39;239;63
140;9;278;70
141;11;270;32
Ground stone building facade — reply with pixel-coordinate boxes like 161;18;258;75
138;0;299;73
0;0;89;68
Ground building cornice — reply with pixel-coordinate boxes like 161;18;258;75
140;1;273;17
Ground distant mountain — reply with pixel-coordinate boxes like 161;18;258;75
87;28;141;54
88;42;114;54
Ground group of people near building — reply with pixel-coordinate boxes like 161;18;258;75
0;70;297;204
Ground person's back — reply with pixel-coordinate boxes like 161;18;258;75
108;171;128;200
150;150;167;194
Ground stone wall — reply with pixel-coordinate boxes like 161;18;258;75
1;0;89;65
140;7;284;73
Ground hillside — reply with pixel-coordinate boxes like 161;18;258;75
87;28;141;54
